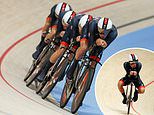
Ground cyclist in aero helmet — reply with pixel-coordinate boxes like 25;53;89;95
36;10;76;82
86;17;118;70
32;2;72;60
129;53;138;62
97;17;113;38
36;14;93;82
64;14;93;85
44;10;77;43
118;54;145;104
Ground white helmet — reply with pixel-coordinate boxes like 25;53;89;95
62;11;76;25
98;17;112;31
78;14;93;29
129;54;138;62
55;2;72;18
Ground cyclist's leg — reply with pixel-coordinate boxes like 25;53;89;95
32;36;48;60
85;46;102;91
32;25;56;60
118;76;131;104
37;43;68;82
49;42;68;63
67;37;89;79
37;35;71;82
68;42;79;61
75;38;89;60
133;76;145;102
89;45;103;68
36;36;45;50
136;76;145;94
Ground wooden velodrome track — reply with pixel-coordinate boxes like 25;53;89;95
96;48;154;115
0;0;154;114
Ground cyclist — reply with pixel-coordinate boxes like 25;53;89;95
32;2;72;60
87;17;118;69
118;54;145;104
65;17;118;89
37;14;93;82
44;10;76;45
65;14;93;84
37;11;77;82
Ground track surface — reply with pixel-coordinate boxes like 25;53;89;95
0;0;154;114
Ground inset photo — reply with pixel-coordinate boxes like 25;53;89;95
95;48;154;115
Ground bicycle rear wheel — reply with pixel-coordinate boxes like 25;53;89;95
24;45;51;81
24;61;36;81
36;75;50;94
41;58;69;99
26;67;41;87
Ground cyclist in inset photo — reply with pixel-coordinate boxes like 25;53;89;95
118;54;145;104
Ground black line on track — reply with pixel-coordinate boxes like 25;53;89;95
117;15;154;29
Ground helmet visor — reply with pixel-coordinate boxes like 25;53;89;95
62;19;69;29
98;27;110;38
55;13;59;18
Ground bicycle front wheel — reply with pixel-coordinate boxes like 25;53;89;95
127;83;133;114
24;62;36;81
24;46;52;82
26;67;41;87
71;68;90;114
60;82;74;108
36;75;49;94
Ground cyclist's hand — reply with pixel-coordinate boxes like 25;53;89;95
76;36;81;42
42;31;48;38
44;37;51;44
130;71;134;75
130;71;137;76
60;31;65;37
102;41;107;48
96;38;107;48
132;71;137;76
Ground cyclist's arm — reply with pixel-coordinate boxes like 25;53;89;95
44;25;57;42
71;18;79;39
130;62;142;76
55;21;63;37
104;25;118;48
124;62;130;75
42;16;52;35
42;5;57;34
81;22;89;39
62;24;72;42
136;62;142;74
44;20;58;43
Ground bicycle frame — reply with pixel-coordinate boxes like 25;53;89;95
126;82;134;115
34;37;60;66
71;46;103;113
74;45;103;89
74;54;90;89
